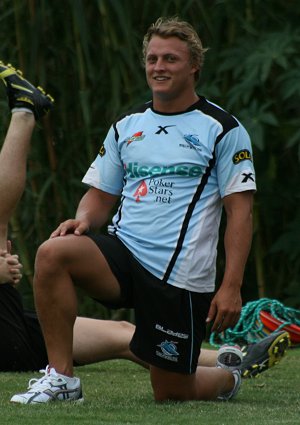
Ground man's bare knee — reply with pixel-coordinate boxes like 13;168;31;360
150;366;196;402
36;240;58;267
34;238;70;284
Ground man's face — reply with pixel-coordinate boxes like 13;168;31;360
145;35;198;103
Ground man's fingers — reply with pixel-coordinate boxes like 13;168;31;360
206;303;216;324
74;224;86;235
6;255;20;265
212;311;240;333
50;225;71;238
211;314;225;332
50;220;89;238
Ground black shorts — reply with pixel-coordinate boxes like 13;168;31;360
87;234;213;374
0;284;48;372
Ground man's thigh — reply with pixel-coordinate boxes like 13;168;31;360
36;234;124;303
84;233;135;308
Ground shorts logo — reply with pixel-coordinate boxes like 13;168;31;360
155;323;189;339
125;131;145;147
232;149;252;164
156;340;179;362
133;180;148;202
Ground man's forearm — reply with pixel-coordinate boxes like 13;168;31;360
222;191;254;288
75;188;118;231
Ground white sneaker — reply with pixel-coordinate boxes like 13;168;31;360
216;345;243;401
10;365;83;404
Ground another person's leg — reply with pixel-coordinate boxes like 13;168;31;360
0;61;53;372
0;112;35;250
73;317;147;368
0;110;33;283
0;61;53;250
197;348;217;367
240;331;290;378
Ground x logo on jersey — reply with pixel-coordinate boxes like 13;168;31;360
155;125;176;134
241;172;255;183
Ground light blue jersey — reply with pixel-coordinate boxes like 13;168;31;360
82;97;256;292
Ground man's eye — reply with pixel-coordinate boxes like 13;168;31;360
147;57;156;64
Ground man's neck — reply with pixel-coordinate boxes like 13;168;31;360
152;92;199;114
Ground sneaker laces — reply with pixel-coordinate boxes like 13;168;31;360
27;365;61;391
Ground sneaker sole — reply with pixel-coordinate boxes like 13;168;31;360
242;332;290;378
10;397;84;405
0;61;54;120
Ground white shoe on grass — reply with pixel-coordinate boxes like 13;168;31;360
10;365;83;404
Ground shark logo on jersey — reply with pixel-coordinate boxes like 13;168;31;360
133;180;148;202
183;134;202;150
125;131;145;147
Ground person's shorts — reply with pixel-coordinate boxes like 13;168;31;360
0;284;48;372
87;233;213;374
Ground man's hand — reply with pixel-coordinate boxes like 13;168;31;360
206;285;242;333
50;188;119;239
50;219;90;238
0;250;23;285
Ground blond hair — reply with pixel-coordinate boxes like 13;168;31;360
142;17;208;81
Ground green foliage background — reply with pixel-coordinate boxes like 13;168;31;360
0;0;299;316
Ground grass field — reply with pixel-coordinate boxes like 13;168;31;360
1;346;299;425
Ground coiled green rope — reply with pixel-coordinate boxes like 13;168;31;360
209;298;300;348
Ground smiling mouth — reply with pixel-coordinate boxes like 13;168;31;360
153;76;170;81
